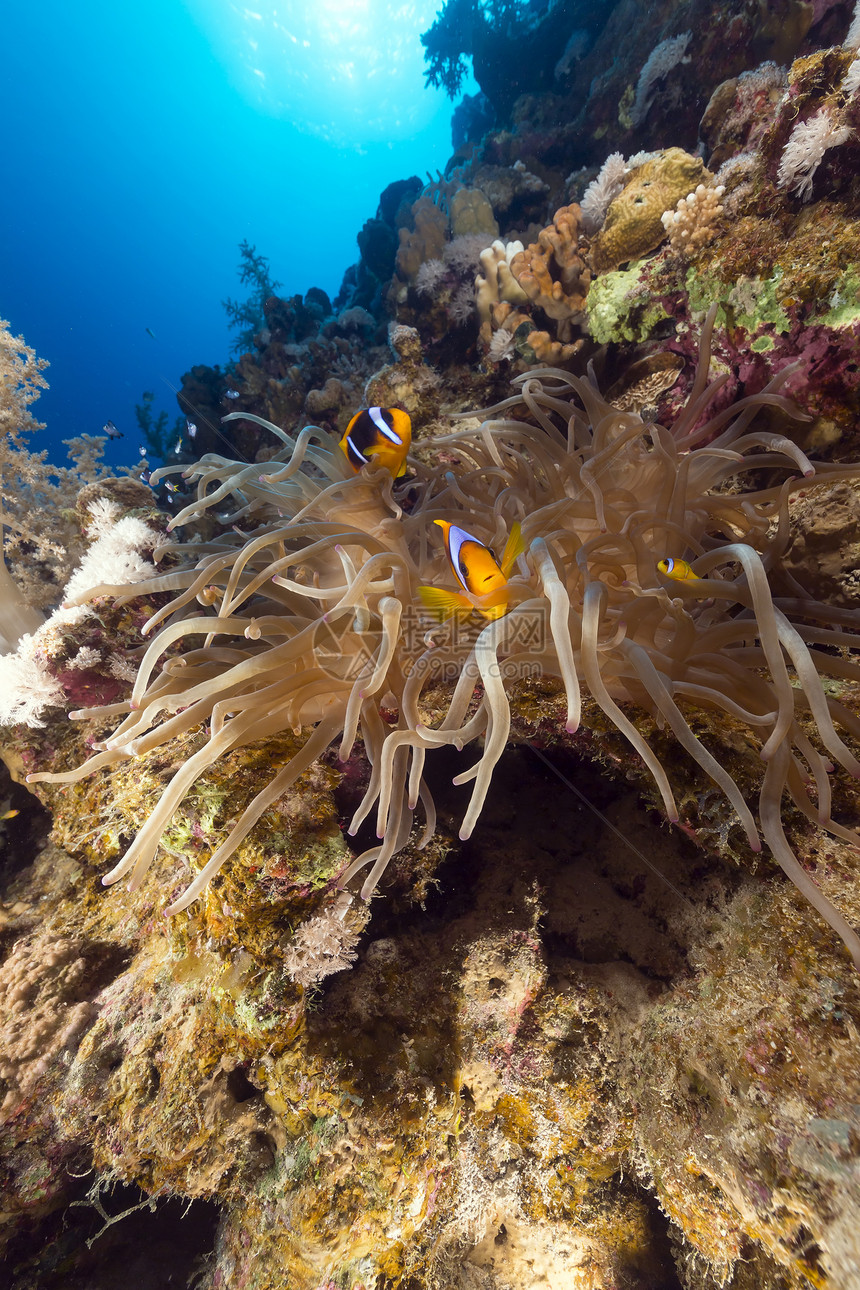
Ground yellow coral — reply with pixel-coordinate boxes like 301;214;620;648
509;204;591;340
482;301;584;366
475;239;528;328
591;147;711;271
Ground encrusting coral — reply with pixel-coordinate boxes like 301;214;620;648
24;309;860;976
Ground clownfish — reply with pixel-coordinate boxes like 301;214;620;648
419;520;525;621
657;556;700;581
339;406;412;477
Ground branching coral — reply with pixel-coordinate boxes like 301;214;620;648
475;238;528;322
661;182;726;254
0;317;117;646
476;215;591;361
27;314;860;968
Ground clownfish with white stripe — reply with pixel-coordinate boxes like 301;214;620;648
339;406;412;477
657;556;700;582
419;519;525;621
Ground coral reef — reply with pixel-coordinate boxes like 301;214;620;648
5;4;860;1287
0;319;118;626
508;203;590;336
591;148;711;271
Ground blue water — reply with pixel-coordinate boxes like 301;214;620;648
1;0;469;468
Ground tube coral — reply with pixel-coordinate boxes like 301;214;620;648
28;313;860;967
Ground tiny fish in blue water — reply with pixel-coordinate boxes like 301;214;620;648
103;420;122;439
186;419;197;438
224;389;241;400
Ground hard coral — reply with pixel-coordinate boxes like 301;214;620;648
476;238;528;334
661;181;726;255
591;147;710;271
26;311;860;976
394;196;448;283
0;930;97;1114
509;204;591;340
449;186;499;238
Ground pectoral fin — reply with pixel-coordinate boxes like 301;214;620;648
417;586;474;620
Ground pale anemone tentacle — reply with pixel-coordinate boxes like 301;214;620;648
580;582;679;822
532;537;581;732
26;310;860;967
761;747;860;971
453;610;522;838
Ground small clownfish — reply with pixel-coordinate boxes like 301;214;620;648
419;520;525;621
339;407;412;477
657;556;700;582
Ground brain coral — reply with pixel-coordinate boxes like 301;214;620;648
591;147;711;271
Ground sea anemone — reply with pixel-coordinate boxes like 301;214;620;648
29;312;860;966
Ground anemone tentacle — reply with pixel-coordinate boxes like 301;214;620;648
28;315;860;966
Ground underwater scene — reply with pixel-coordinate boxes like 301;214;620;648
2;0;860;1286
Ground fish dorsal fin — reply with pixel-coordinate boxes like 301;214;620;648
500;521;525;578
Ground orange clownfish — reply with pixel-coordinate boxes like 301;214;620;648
657;556;700;582
339;406;412;477
419;520;525;621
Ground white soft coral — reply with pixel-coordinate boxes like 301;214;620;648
0;499;160;727
0;642;65;726
777;107;852;200
64;508;160;607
